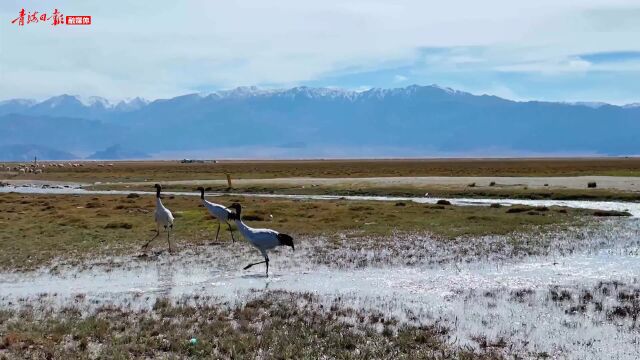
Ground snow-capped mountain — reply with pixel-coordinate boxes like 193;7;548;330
114;97;149;111
0;94;149;118
0;85;638;159
564;101;611;109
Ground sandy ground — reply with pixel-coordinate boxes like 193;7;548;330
90;176;640;191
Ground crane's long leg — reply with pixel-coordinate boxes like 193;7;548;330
142;225;160;251
243;255;269;277
243;260;266;269
215;221;221;241
167;227;172;253
226;221;235;243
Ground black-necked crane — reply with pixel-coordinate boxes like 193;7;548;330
142;184;175;253
228;203;294;276
196;186;235;242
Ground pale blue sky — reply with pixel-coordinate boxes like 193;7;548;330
1;0;639;104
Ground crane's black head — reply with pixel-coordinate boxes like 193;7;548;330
154;184;161;197
196;186;205;199
277;233;294;251
228;202;242;219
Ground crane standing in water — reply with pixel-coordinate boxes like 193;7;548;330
228;203;294;276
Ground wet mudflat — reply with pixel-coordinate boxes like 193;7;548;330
1;218;639;358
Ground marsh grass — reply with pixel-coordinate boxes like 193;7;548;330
0;193;586;271
547;281;640;329
0;291;503;359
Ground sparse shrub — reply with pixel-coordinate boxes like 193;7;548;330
587;182;597;188
436;200;451;205
126;193;140;199
243;214;265;221
506;207;529;214
565;304;586;315
104;222;133;229
550;288;572;302
395;202;406;206
489;181;496;187
593;210;632;217
427;205;445;210
468;182;476;187
490;203;501;208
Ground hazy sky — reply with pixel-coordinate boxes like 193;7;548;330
1;0;639;104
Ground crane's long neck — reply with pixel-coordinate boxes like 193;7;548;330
232;207;252;238
155;187;163;207
199;189;205;200
234;217;249;233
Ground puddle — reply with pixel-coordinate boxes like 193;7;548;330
2;183;640;216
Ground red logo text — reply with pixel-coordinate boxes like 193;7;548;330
11;9;92;27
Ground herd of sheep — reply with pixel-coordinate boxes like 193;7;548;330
0;162;112;175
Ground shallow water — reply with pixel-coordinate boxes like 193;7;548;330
2;183;640;216
2;245;639;306
2;251;638;304
2;223;640;358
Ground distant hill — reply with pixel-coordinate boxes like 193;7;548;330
0;85;638;157
87;145;151;160
0;144;76;161
0;113;124;153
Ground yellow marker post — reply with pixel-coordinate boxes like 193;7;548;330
226;173;232;189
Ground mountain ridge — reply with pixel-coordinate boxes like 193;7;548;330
4;85;638;112
1;85;638;158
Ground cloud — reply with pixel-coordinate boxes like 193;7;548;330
0;0;639;103
393;75;408;83
496;57;592;74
